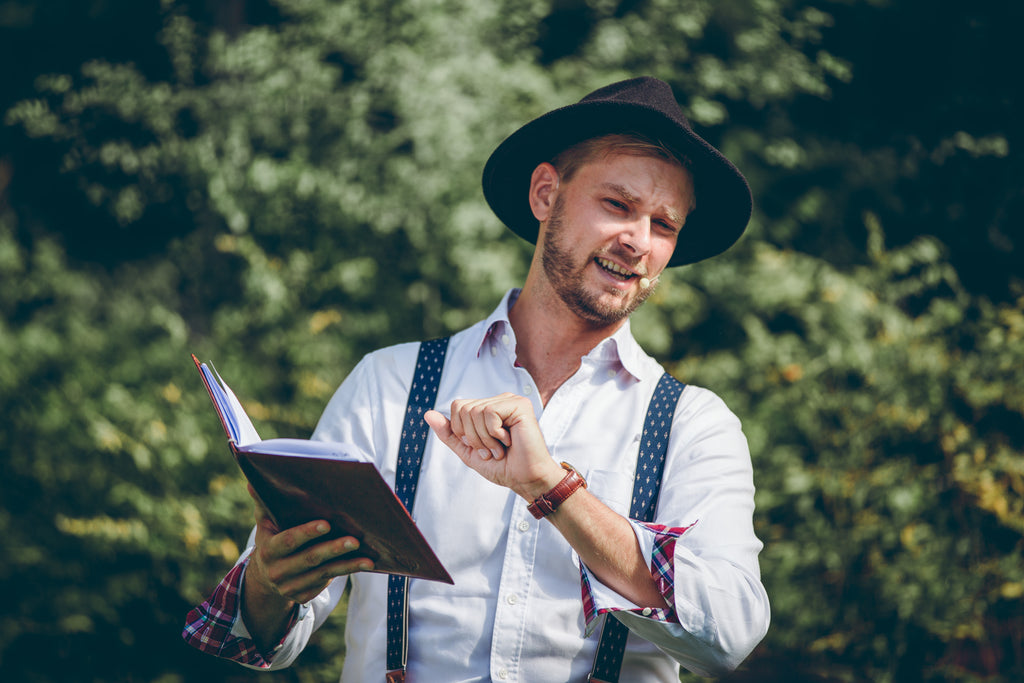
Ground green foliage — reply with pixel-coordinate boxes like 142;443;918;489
1;0;1021;681
649;230;1024;682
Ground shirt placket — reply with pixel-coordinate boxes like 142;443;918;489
488;360;591;682
487;356;538;682
488;494;539;681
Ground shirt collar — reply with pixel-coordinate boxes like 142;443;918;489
473;288;648;381
473;288;519;358
586;318;648;381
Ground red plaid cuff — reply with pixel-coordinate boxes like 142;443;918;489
182;559;275;667
581;522;694;630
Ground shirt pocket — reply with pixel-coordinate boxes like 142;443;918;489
585;468;635;517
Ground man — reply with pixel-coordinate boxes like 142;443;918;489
184;77;770;681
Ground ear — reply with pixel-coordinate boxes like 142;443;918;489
528;162;560;222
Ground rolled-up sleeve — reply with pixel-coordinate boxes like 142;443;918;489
182;535;348;670
578;386;770;677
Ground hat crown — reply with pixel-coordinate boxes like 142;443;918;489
578;77;694;134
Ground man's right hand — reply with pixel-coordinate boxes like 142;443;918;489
241;485;374;652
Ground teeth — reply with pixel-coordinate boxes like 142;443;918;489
596;258;634;278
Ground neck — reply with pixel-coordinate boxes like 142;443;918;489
508;275;627;405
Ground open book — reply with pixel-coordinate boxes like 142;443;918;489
193;354;452;584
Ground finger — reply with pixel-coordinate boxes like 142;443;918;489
447;399;468;443
454;401;488;453
424;409;469;458
280;556;376;603
261;534;368;594
449;397;503;447
465;402;510;459
268;542;375;603
287;534;364;577
424;409;453;441
481;399;512;448
447;400;494;460
264;519;333;562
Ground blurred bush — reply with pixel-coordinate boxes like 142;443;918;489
1;0;1020;681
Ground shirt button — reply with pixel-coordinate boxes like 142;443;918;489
522;385;533;395
501;334;510;346
607;369;616;378
498;669;509;680
517;520;530;532
490;345;498;357
642;607;653;616
506;594;518;605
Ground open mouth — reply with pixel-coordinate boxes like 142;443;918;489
595;257;638;282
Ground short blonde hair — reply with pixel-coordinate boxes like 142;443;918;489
549;133;693;185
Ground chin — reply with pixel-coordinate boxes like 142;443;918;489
566;288;645;326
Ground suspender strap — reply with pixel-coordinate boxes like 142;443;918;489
589;372;686;683
385;337;450;682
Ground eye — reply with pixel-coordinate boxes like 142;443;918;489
654;219;679;234
604;198;628;211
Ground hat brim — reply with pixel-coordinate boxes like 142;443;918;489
482;100;752;267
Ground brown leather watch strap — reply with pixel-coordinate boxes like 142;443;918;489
527;462;587;519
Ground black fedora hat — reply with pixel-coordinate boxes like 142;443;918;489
482;77;752;267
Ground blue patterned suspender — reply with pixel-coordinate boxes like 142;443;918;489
589;371;686;682
383;337;685;683
386;337;450;683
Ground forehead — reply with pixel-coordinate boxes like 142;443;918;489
568;152;695;213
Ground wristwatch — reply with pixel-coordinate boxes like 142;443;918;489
527;462;587;519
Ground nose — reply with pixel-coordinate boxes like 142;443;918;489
618;217;652;256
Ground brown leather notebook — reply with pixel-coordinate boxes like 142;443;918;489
193;354;452;584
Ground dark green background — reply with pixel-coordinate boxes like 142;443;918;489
1;1;1021;681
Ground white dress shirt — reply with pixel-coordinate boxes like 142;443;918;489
232;289;769;681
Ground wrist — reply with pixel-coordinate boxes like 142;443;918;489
243;556;296;614
240;560;298;654
517;461;570;501
526;462;587;519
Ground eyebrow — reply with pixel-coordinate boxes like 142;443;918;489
602;182;687;227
